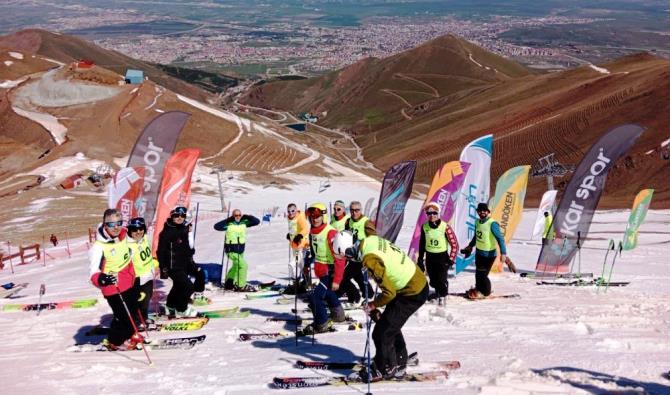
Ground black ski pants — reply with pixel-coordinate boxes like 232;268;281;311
372;284;428;371
166;264;205;312
104;279;140;346
425;251;452;297
337;260;375;303
475;254;497;296
138;280;154;321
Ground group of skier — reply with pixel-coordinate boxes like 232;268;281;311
89;197;509;381
89;206;205;350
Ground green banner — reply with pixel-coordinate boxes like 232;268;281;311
622;189;654;250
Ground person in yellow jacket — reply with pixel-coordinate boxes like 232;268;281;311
333;231;428;382
340;200;375;306
542;211;555;245
127;217;159;322
286;203;312;292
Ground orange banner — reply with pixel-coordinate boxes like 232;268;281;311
151;148;201;254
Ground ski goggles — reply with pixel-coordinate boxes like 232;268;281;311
307;207;325;218
104;220;124;228
425;211;439;216
171;206;188;216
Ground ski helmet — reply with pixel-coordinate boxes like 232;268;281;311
127;217;147;233
307;202;327;217
171;206;188;217
333;230;358;259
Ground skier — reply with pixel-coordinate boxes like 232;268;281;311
157;206;204;317
214;209;260;291
286;203;311;293
302;202;346;335
126;217;158;322
542;211;555;245
330;200;349;231
416;202;458;305
89;208;143;350
460;203;508;299
333;231;428;382
339;200;375;306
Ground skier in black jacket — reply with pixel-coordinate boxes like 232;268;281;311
157;206;205;317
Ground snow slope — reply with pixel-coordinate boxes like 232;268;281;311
1;177;669;394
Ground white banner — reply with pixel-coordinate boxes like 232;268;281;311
454;134;493;274
532;190;557;240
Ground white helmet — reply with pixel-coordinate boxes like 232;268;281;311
333;230;356;258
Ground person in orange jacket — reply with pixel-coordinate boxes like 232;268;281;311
286;203;312;292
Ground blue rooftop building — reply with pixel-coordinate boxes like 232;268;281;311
125;69;144;84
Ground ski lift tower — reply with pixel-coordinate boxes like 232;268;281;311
210;165;227;212
531;153;574;211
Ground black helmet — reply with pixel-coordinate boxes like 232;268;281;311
476;203;490;213
127;217;147;233
170;206;188;217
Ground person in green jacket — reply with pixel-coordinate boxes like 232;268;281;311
333;231;428;382
214;209;260;292
330;200;350;231
542;211;556;245
460;203;507;299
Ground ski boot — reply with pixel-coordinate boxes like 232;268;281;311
175;305;199;318
301;320;333;335
234;284;258;293
191;292;211;306
358;362;403;383
101;338;120;351
330;305;346;323
125;332;145;350
466;288;486;300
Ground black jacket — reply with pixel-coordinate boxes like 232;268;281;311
157;218;194;272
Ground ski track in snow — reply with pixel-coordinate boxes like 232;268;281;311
1;174;669;394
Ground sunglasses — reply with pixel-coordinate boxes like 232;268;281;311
104;220;124;228
426;211;439;216
335;207;343;211
288;209;296;213
234;214;242;217
172;213;187;218
351;208;361;212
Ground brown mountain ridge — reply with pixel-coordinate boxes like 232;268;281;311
242;35;670;209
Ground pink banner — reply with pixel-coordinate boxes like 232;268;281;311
407;161;470;262
108;167;145;224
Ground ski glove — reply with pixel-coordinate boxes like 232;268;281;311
292;234;303;244
460;246;473;258
98;273;117;287
286;233;291;241
160;268;169;280
369;308;382;323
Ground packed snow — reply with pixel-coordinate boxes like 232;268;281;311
4;60;13;66
0;76;27;89
1;176;668;394
8;51;24;60
14;69;122;108
589;64;611;75
11;105;68;145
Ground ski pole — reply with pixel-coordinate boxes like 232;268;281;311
604;242;623;293
137;308;150;338
576;231;582;278
192;203;200;247
37;284;46;316
114;284;153;366
363;268;372;395
294;250;300;347
597;240;615;293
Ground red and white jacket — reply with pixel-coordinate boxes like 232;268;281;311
89;224;136;297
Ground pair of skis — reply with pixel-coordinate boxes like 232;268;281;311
273;354;460;389
70;335;207;352
85;316;210;336
2;298;98;312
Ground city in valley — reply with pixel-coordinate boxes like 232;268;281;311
2;0;669;77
